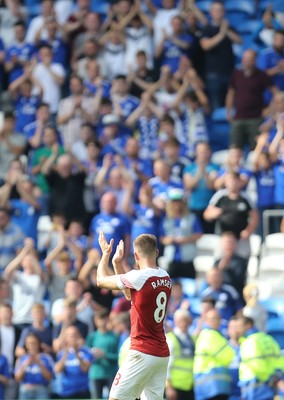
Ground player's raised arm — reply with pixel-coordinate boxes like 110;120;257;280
112;240;131;301
97;232;121;291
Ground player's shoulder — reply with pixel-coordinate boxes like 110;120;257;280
125;267;171;290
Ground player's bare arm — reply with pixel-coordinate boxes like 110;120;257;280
97;231;123;291
112;240;131;301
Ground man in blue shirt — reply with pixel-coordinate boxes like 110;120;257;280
9;72;42;135
111;74;140;135
156;15;193;73
0;207;25;274
5;21;36;84
201;268;243;321
90;191;131;263
257;30;284;103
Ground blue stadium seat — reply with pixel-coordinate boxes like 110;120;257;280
209;107;230;151
260;298;284;320
266;318;284;349
195;1;212;14
91;0;109;15
225;1;256;29
179;278;197;298
237;20;260;48
189;297;201;319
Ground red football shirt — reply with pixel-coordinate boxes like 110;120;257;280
117;267;172;357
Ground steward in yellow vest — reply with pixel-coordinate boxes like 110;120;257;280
193;309;235;400
166;309;195;400
237;316;284;400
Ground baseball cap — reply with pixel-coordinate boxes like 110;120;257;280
102;114;120;126
168;188;184;201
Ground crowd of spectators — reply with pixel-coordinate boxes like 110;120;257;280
1;0;284;398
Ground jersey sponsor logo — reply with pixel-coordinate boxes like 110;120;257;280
237;202;247;211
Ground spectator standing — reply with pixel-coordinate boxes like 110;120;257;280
146;0;179;51
31;125;65;196
189;297;228;339
237;316;284;400
5;20;36;84
24;102;51;151
89;191;131;263
15;303;52;357
111;74;140;123
54;325;93;399
166;309;195;400
128;50;157;98
257;30;284;95
51;278;94;333
34;16;68;70
86;311;119;399
0;303;20;400
201;268;243;321
160;188;203;279
268;115;284;223
149;158;183;211
226;49;274;151
183;141;219;233
100;30;127;80
251;7;282;50
204;171;258;258
3;239;47;330
193;308;235;400
0;111;26;181
32;44;66;117
155;15;193;74
173;70;210;159
57;75;97;149
52;297;89;353
252;133;275;237
125;91;161;159
227;317;241;400
7;175;42;246
8;68;43;135
200;1;242;110
15;333;53;400
45;246;76;305
129;183;161;243
214;145;251;191
26;0;56;44
214;231;248;300
73;12;102;61
41;153;86;223
116;2;154;72
0;207;25;275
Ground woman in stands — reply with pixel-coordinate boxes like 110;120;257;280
15;333;53;400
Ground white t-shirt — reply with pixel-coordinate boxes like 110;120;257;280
12;271;46;324
153;9;179;50
33;63;66;112
125;26;153;71
0;325;15;370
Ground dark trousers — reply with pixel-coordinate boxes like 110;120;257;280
175;388;195;400
168;260;196;279
205;72;230;110
57;390;90;399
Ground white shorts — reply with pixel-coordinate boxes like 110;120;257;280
109;350;169;400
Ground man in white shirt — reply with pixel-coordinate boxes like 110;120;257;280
32;44;65;116
0;303;20;400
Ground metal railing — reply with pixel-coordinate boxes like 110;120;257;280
263;209;284;239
